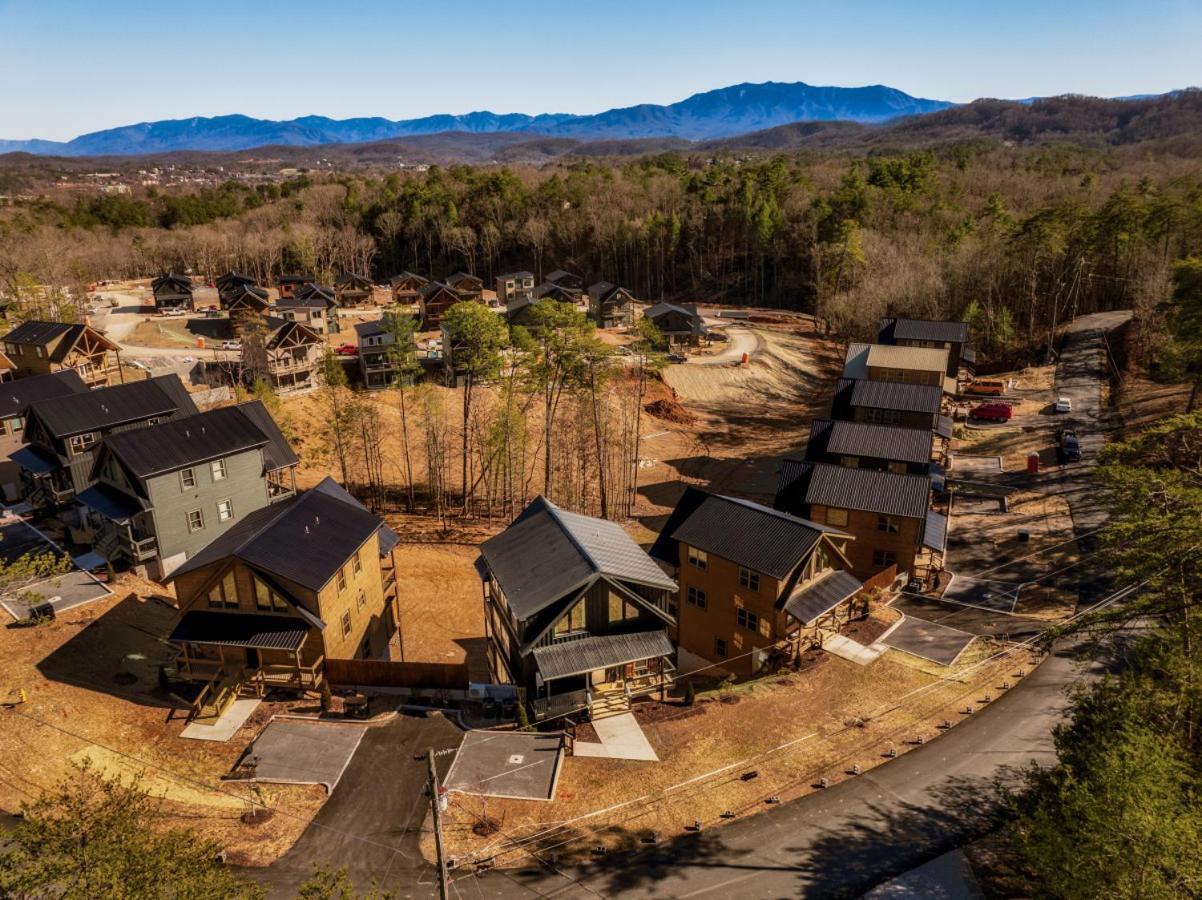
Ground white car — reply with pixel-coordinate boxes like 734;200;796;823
221;340;241;351
127;360;149;371
1054;396;1072;413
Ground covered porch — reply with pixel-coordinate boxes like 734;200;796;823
76;483;157;564
784;569;865;655
530;630;675;721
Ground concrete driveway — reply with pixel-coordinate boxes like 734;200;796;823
246;720;367;792
0;520;111;619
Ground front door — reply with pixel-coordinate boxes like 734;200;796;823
245;648;260;670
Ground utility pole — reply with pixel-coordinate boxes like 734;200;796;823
428;747;450;900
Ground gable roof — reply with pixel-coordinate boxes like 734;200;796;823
334;272;373;289
165;476;388;592
30;374;197;438
445;272;482;289
294;283;336;305
390;272;428;289
100;403;270;480
842;343;870;379
807;418;934;466
545;269;579;284
3;321;118;359
223;283;270;306
479;496;676;620
498;271;534;280
275;293;330;310
0;370;88;420
533;282;577;302
277;273;314;285
834;378;943;416
865;343;950;374
266;320;321;350
650;487;838;580
775;460;932;520
420;281;459;301
879;318;969;345
216;272;256;290
645;302;707;336
151;272;193;294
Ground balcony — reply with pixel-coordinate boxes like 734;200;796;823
533;688;589;720
268;358;316;374
124;533;158;562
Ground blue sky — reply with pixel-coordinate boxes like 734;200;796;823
1;0;1199;140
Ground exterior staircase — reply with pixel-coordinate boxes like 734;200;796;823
590;686;632;721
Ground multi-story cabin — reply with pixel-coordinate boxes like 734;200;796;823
545;269;584;292
80;401;298;579
274;295;330;335
878;318;972;376
263;320;323;394
355;314;414;390
504;296;540;328
842;343;955;394
533;281;579;304
215;272;257;304
645;302;709;349
495;272;536;305
445;272;484;302
2;321;122;388
774;460;944;584
151;272;194;312
418;281;465;330
164;477;401;705
221;283;270;319
0;351;13;382
293;283;337;310
334;272;374;307
651;489;861;678
276;274;314;300
12;374;197;509
0;370;88;502
806;418;945;489
389;272;429;306
587;282;635;328
477;496;679;721
831;378;952;439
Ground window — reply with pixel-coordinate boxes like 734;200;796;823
714;637;727;658
687;547;708;570
608;593;638;622
254;577;288;612
210;459;227;481
357;589;367;610
632;659;651;677
336;567;347;592
180;468;196;489
739;568;760;592
186;508;204;532
839;456;859;468
207;571;237;608
9;416;22;434
341;611;352;638
737;608;760;632
888;462;908;475
553;601;586;636
877;515;900;534
34;346;44;358
686;586;706;609
825;508;849;527
873;549;898;568
68;433;96;453
351;551;362;576
216;498;234;523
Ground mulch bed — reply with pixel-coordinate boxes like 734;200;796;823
632;699;705;726
840;614;896;646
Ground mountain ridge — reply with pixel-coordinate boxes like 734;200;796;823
0;81;954;157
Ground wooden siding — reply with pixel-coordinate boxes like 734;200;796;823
325;658;468;690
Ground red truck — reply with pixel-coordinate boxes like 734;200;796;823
969;402;1013;422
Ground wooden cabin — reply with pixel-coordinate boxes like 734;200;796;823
334;272;374;307
2;321;122;387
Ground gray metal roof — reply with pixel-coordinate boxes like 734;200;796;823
294;283;336;304
532;629;673;680
923;509;948;553
0;370;87;420
30;375;197;438
165;477;387;592
776;460;932;520
783;569;863;625
837;378;943;416
842;343;870;379
479;496;676;621
880;318;969;345
807;419;933;466
934;415;954;439
533;282;578;301
655;488;833;580
168;610;308;651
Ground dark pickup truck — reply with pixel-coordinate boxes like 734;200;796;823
1057;429;1082;463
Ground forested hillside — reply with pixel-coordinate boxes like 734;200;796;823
3;137;1200;362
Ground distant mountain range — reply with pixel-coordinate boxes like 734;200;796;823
0;81;956;157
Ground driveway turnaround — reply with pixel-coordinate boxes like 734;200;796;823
941;573;1022;613
882;617;976;666
246;720;367;792
444;730;564;801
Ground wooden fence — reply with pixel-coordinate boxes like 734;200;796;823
325;658;469;690
859;565;899;597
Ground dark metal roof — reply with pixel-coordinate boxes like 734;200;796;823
645;303;707;335
77;482;142;522
277;273;314;285
783;569;863;626
0;370;88;420
545;269;580;284
836;378;943;416
498;271;535;280
309;476;400;554
100;404;270;479
807;419;933;466
533;282;577;302
879;318;969;345
446;272;483;289
775;460;932;520
653;487;834;580
294;283;336;304
224;283;270;304
480;496;676;621
168;610;308;651
165;477;387;592
235;400;299;472
275;294;330;310
31;375;197;438
923;510;948;553
420;281;459;300
3;320;78;347
215;272;255;289
934;415;954;439
152;273;193;294
532;630;674;680
390;272;428;288
334;272;373;289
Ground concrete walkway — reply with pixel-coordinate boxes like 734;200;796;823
574;711;659;761
181;697;260;742
822;632;885;665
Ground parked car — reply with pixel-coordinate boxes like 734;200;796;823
965;379;1006;397
1054;396;1073;413
159;308;185;317
127;359;149;371
969;402;1013;422
710;331;729;342
220;340;241;351
335;343;358;356
667;352;688;364
1057;429;1082;462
